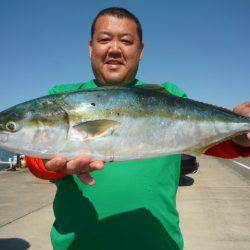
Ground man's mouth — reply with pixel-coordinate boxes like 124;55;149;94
105;59;124;65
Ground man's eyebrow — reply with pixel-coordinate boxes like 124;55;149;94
97;31;112;36
97;31;133;37
119;33;133;37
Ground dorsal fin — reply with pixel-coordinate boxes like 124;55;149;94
135;84;171;94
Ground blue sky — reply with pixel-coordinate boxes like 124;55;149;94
0;0;249;111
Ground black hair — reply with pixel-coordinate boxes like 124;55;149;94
91;7;143;43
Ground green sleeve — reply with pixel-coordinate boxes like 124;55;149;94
47;84;79;95
47;86;58;95
47;80;99;95
162;82;187;98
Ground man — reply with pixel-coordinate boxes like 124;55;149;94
26;7;250;250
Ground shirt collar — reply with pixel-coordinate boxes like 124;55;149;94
93;79;138;87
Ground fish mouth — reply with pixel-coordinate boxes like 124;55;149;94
0;132;9;143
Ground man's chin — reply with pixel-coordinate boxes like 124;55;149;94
102;76;128;86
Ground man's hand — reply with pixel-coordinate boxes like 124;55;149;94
44;156;104;185
232;101;250;147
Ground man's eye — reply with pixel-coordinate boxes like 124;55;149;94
122;40;132;45
99;39;110;44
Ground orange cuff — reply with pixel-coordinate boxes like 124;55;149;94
25;156;68;181
205;140;250;159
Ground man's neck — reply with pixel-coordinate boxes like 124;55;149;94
93;79;138;87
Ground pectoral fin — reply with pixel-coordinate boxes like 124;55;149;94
73;119;119;138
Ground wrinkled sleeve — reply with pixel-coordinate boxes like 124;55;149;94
25;156;68;180
204;140;250;159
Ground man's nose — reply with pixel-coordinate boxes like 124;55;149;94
108;40;121;55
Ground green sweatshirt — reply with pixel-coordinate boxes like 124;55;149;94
48;79;187;250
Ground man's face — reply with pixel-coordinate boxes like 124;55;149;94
89;15;144;86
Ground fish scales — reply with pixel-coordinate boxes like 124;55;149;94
0;87;249;161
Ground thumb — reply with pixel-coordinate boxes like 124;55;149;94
247;132;250;141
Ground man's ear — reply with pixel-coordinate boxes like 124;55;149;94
139;43;144;60
88;40;93;58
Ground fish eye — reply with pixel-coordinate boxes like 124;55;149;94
6;121;17;132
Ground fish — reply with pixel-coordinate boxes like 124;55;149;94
0;86;249;162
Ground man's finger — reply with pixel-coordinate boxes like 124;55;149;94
77;173;95;185
45;156;67;171
89;161;104;171
66;155;91;173
247;132;250;141
76;161;105;175
233;101;250;115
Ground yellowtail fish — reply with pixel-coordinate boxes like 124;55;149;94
0;86;249;161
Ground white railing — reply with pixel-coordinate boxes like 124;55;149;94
0;157;17;169
0;155;26;170
0;161;12;164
